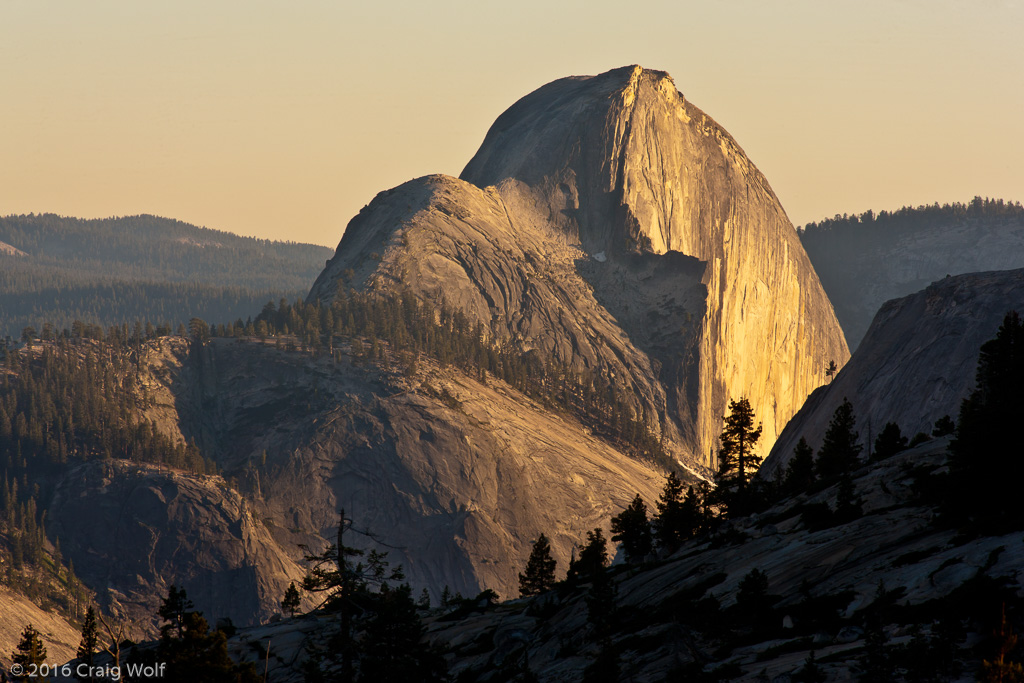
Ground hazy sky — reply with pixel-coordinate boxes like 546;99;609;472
2;0;1022;247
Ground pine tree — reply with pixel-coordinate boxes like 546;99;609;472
932;414;956;437
736;568;775;631
568;528;609;582
815;398;862;480
156;586;260;683
518;533;557;597
834;472;863;523
873;422;907;460
13;624;47;681
158;584;194;641
949;311;1024;530
783;437;817;497
715;397;763;515
301;509;404;683
76;606;99;682
358;584;446;683
859;615;890;683
652;472;696;554
282;582;301;618
610;494;652;564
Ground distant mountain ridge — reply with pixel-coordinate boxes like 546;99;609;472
799;197;1024;349
0;213;333;337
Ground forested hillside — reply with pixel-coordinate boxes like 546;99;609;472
798;197;1024;348
0;214;332;337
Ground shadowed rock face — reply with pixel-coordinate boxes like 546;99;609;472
74;336;664;623
310;66;848;467
762;268;1024;478
47;459;306;637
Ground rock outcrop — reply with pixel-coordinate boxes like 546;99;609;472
0;586;81;670
158;337;664;608
310;65;848;468
762;268;1024;477
47;459;306;637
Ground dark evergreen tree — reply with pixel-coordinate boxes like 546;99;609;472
932;414;956;437
834;472;863;523
282;581;302;618
301;509;404;683
949;311;1024;530
76;606;99;682
815;398;862;480
714;397;762;515
872;422;907;460
859;615;890;683
158;585;194;641
12;624;47;681
610;494;652;564
568;528;609;582
518;533;557;597
736;568;776;632
159;613;259;683
783;437;816;496
357;584;447;683
652;472;700;554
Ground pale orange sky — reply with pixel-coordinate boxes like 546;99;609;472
2;0;1022;247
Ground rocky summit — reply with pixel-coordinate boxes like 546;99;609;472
310;65;848;470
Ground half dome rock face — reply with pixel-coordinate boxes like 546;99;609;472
310;66;848;467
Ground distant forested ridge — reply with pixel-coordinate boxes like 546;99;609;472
798;196;1024;247
0;213;333;337
797;197;1024;349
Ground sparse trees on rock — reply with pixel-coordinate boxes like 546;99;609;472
610;494;652;564
519;533;557;597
